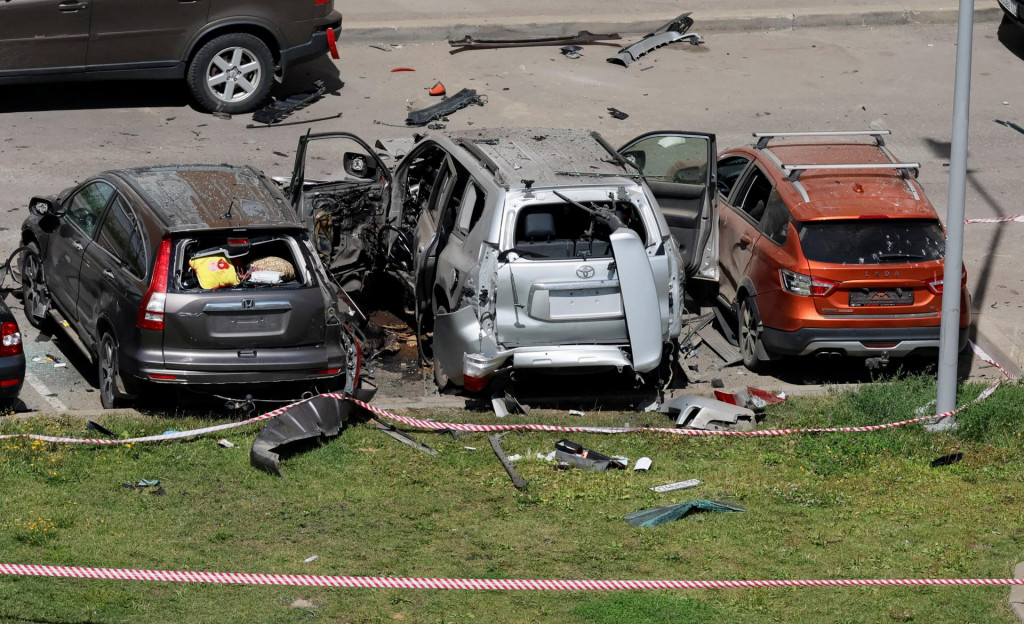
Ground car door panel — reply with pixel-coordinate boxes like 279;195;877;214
618;131;717;279
0;0;90;73
88;0;212;67
47;181;115;323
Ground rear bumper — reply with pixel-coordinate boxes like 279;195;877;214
280;15;342;72
760;325;970;358
0;353;26;398
134;344;345;386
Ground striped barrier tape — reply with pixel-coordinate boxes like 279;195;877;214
0;343;1014;446
0;563;1022;591
965;215;1024;224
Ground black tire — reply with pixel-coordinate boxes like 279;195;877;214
20;242;49;330
738;298;769;372
186;33;274;114
98;333;132;409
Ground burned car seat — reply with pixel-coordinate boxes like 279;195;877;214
517;211;573;258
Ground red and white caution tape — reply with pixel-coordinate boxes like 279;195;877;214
971;341;1018;381
965;215;1024;224
0;563;1021;591
1;344;1014;446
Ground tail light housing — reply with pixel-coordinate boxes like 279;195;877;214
780;268;839;297
137;238;172;331
463;373;490;393
926;266;968;295
0;321;22;357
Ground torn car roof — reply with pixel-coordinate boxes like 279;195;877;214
445;128;638;189
115;165;298;231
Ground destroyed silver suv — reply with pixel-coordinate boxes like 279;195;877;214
20;165;364;408
285;128;718;392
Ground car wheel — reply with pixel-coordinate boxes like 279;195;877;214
738;298;769;372
20;242;50;330
98;333;131;409
186;33;274;114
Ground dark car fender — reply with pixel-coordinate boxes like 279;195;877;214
181;17;288;64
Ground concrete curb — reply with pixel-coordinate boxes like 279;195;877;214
1011;562;1024;623
341;6;1004;44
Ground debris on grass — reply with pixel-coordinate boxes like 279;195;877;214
650;479;701;493
625;499;744;527
488;433;528;490
554;439;626;472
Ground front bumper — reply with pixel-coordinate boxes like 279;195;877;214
280;18;343;73
760;325;970;358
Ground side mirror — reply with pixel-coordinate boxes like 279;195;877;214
343;152;377;180
30;197;58;217
621;150;646;172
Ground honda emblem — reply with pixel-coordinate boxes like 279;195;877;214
576;265;595;279
242;298;255;310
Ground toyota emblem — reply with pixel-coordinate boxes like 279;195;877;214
576;265;595;279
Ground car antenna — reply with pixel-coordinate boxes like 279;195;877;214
223;196;238;220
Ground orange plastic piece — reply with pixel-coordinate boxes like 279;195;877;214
428;81;446;96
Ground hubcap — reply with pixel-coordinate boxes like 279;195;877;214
206;46;262;103
100;341;115;402
741;305;757;359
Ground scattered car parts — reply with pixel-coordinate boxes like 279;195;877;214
406;88;485;126
625;499;745;527
554;439;626;471
560;45;583;59
660;396;757;431
488;433;528;490
995;119;1024;135
607;13;704;68
251;392;374;476
448;31;621;54
428;82;447;96
607;107;629;120
650;478;701;493
251;80;327;125
371;417;437;455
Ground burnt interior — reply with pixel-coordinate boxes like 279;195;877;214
513;201;647;259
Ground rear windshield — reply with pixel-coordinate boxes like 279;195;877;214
174;233;313;291
797;219;945;265
513;201;647;260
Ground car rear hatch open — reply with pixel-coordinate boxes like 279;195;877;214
494;191;665;373
795;218;947;321
161;230;331;372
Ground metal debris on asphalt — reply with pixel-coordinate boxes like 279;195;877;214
448;31;621;54
250;80;327;126
608;13;704;68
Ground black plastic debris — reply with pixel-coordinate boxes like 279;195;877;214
86;420;116;437
406;88;484;126
554;439;626;472
608;13;704;67
251;80;327;125
995;119;1024;136
489;433;528;490
930;452;965;468
250;391;374;476
448;31;621;54
607;107;629;120
561;45;583;59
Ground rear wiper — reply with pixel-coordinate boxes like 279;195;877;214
876;253;925;261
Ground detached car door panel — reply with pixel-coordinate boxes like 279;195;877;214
0;0;91;73
618;131;717;279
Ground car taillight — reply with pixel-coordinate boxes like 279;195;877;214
137;238;172;331
926;266;968;295
0;321;22;357
463;373;490;393
314;0;330;4
780;268;839;297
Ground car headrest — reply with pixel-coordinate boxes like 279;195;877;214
523;212;556;240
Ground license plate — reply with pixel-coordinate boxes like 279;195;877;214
548;288;622;319
849;289;914;307
999;0;1018;16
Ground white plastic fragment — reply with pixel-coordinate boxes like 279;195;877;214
633;457;652;471
650;479;701;493
303;555;319;563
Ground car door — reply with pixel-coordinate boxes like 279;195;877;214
0;0;91;73
412;153;460;325
719;162;773;305
287;132;393;292
77;192;147;351
87;0;212;67
618;131;717;280
46;180;115;324
434;179;486;313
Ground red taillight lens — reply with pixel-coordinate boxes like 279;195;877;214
314;0;330;4
137;238;172;331
780;269;839;297
0;321;22;357
926;266;968;296
463;373;490;393
318;368;341;375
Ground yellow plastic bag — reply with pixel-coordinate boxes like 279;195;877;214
189;255;239;289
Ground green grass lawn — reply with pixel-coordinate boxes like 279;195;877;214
2;376;1023;623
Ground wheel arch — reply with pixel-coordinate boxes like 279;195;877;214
183;20;285;67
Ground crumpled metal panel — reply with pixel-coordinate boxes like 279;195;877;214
609;228;663;373
250;388;375;476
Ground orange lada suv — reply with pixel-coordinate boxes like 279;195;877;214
714;130;970;370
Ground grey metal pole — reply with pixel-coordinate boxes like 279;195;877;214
931;0;975;430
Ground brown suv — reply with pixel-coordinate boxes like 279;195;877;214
0;0;342;113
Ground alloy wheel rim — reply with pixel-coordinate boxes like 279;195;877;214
741;305;757;359
206;46;262;103
100;341;115;403
23;254;43;315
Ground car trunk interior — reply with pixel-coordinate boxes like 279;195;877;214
162;232;327;351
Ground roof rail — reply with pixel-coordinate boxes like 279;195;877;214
455;137;501;176
782;162;920;182
754;130;890;149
